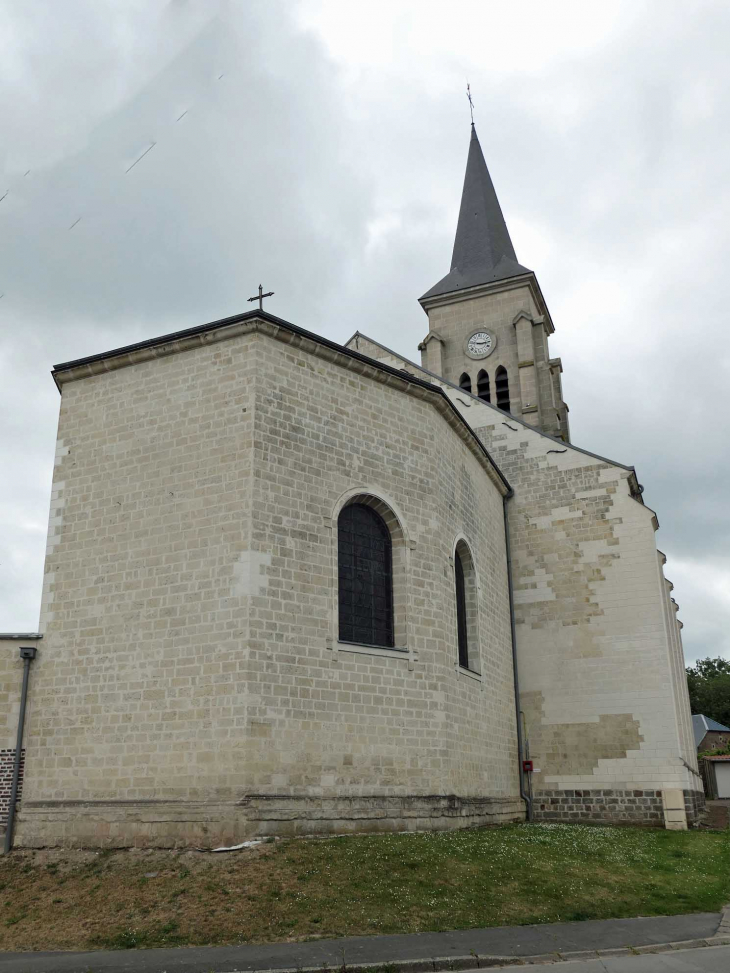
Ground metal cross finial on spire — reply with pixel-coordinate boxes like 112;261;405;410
466;83;475;125
248;283;274;310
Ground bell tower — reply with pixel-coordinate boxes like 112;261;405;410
418;124;569;441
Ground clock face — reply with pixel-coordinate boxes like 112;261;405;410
467;331;494;359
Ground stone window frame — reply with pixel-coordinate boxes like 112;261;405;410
327;489;412;664
451;535;482;681
337;503;394;648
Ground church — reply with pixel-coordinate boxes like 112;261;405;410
1;123;701;848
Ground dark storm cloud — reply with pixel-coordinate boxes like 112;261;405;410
1;1;727;664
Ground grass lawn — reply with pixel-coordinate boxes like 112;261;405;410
0;823;728;952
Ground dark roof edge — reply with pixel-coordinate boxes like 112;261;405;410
51;310;511;495
0;633;43;639
418;271;555;335
419;268;532;303
53;308;298;373
347;331;637;474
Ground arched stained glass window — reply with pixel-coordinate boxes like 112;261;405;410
338;504;394;647
477;369;490;403
459;372;472;394
495;366;510;412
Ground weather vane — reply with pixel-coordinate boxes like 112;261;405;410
248;283;274;310
466;82;475;125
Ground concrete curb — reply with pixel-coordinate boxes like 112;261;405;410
223;936;730;972
716;903;730;938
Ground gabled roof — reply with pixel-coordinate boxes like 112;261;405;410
421;124;532;301
693;713;730;747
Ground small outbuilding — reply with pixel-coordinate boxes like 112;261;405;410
703;755;730;800
693;714;730;753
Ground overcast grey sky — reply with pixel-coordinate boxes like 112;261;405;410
1;0;728;665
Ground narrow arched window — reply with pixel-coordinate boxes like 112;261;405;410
459;372;472;393
495;366;510;412
455;548;469;669
338;503;394;647
477;369;490;403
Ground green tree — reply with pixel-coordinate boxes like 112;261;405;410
686;657;730;726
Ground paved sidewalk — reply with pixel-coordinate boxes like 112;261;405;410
483;944;730;971
0;912;723;973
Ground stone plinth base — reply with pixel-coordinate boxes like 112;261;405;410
14;793;525;848
534;788;706;827
684;789;706;825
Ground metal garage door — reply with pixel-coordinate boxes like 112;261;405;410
716;763;730;799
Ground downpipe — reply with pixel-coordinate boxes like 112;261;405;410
3;645;37;854
503;491;532;822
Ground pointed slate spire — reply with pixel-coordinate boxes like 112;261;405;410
421;124;531;300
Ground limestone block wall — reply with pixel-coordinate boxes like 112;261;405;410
0;640;24;753
247;332;518;804
424;285;533;418
16;322;523;847
418;281;568;440
348;333;702;825
462;407;702;822
17;335;257;846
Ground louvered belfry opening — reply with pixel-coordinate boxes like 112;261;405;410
495;366;510;412
477;369;490;403
459;372;472;393
338;503;394;648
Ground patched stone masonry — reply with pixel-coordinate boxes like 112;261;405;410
346;334;701;827
0;749;23;828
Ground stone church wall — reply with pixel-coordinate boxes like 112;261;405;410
16;334;257;847
246;331;519;808
349;335;703;826
461;404;703;825
15;324;524;847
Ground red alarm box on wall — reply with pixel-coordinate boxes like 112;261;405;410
522;759;534;773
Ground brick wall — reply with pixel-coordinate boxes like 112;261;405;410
0;749;24;828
